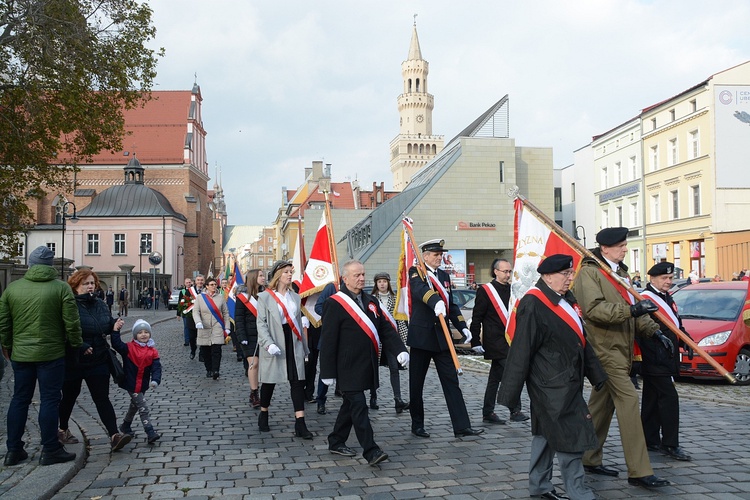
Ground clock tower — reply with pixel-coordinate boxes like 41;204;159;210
389;21;444;191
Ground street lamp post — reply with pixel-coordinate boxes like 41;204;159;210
575;225;587;248
139;238;152;308
177;245;184;286
60;201;78;279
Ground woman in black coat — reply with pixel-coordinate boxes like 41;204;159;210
235;269;265;408
59;269;131;451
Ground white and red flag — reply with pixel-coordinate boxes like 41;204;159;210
298;211;336;327
506;197;583;343
291;214;307;290
394;217;416;321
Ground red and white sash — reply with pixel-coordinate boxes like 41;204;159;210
640;290;679;328
266;290;302;341
182;286;199;313
380;302;398;331
237;292;258;317
526;287;585;346
200;293;225;330
599;269;635;305
427;270;450;307
330;292;381;356
482;282;510;327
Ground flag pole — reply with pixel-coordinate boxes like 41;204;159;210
403;220;463;375
297;212;307;271
323;191;340;290
514;192;736;384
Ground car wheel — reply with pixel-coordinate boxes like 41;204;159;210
732;348;750;385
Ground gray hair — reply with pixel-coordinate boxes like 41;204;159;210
341;259;364;277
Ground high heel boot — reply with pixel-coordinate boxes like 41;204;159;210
258;410;270;432
249;389;261;409
294;417;313;440
394;398;410;414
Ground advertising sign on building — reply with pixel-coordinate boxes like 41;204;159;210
441;249;466;286
715;85;750;187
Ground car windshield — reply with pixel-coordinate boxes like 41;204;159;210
673;288;746;321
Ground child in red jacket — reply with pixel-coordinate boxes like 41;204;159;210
111;319;162;444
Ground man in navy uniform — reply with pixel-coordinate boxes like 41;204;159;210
408;239;483;438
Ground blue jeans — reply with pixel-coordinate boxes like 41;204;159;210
182;316;190;344
7;357;66;452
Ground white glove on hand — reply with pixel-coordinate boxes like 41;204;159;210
301;316;310;329
472;345;485;354
241;340;248;345
397;351;410;368
149;381;158;390
267;344;282;356
462;328;473;345
195;322;204;329
225;329;231;335
322;378;336;386
433;301;447;317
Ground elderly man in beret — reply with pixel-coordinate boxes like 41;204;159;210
408;239;483;438
638;261;691;461
572;227;672;489
499;254;607;500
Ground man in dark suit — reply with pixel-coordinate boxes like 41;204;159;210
320;260;409;466
407;239;484;438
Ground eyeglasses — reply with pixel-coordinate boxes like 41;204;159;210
557;271;575;278
207;283;217;287
496;270;512;274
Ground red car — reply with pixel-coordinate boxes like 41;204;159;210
672;281;750;385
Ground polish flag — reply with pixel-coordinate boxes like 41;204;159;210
298;211;336;326
394;217;416;321
506;197;582;343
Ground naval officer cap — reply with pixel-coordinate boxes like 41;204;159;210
648;261;674;276
420;239;446;253
596;227;629;246
537;254;574;274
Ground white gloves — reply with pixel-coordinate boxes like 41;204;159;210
462;328;473;345
225;329;231;335
301;316;310;329
397;351;410;368
322;378;336;386
434;301;447;317
267;344;282;356
472;345;485;354
241;340;248;345
149;381;158;390
195;322;204;329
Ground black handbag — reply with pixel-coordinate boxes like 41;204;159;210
106;345;125;386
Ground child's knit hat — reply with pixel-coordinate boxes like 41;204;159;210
132;319;152;339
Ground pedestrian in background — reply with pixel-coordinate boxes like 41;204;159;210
118;283;129;317
1;246;82;466
106;286;115;314
192;277;231;380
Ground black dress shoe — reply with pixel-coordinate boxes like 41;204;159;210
454;427;485;437
510;410;530;422
367;449;388;466
39;447;75;465
212;371;220;380
183;342;189;346
189;352;195;360
206;370;212;378
369;399;379;410
482;413;506;424
317;404;327;415
628;475;670;488
584;464;619;477
411;427;430;438
3;449;28;466
540;490;569;500
329;444;357;457
647;443;662;452
661;445;691;461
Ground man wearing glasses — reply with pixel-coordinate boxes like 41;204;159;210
470;258;529;424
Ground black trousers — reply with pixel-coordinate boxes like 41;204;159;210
304;326;321;400
58;363;118;437
409;346;470;432
485;357;520;416
200;344;223;374
329;390;379;460
260;379;306;411
641;374;680;448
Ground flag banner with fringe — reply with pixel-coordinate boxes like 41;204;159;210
394;216;416;321
299;211;335;326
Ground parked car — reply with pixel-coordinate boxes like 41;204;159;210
168;289;181;310
451;288;476;309
672;281;750;384
669;277;712;293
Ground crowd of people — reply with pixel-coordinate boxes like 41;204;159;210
3;230;699;498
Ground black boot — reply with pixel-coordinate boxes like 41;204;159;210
258;411;270;432
295;417;313;440
370;397;379;410
394;398;410;414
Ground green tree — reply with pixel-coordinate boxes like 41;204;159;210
0;0;163;257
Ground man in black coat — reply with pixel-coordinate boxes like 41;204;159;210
470;258;528;424
638;261;691;461
320;260;409;466
498;254;607;500
407;239;483;438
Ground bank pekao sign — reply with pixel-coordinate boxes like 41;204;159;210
457;221;496;230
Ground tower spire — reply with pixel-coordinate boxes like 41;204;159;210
407;18;422;61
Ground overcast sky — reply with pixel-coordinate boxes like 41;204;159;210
148;1;750;226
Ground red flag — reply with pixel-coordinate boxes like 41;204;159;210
394;217;416;321
298;211;335;326
506;197;583;344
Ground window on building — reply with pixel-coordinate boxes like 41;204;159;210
631;202;638;226
140;233;152;255
259;258;263;267
47;242;56;255
87;234;99;255
670;190;679;220
690;99;697;112
670;109;676;122
689;240;705;278
615;162;622;184
114;234;125;255
268;237;272;243
617;206;623;226
651;117;657;130
691;185;701;216
601;166;608;189
689;129;699;159
651;194;660;223
602;209;609;228
499;161;504;183
650;145;659;171
669;138;678;166
629;156;637;180
554;188;562;212
571;183;576;202
632;248;640;272
16;241;24;257
259;245;263;252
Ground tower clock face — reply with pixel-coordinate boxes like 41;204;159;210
416;114;424;123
